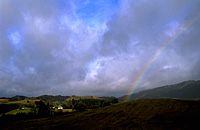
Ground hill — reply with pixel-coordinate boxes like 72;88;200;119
2;99;200;129
66;96;118;103
9;95;27;101
37;95;70;102
118;80;200;102
66;95;101;101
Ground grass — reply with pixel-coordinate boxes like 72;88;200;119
2;99;200;130
55;109;92;113
6;108;31;115
5;108;74;115
55;109;74;112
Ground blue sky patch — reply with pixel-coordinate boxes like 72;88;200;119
74;0;119;27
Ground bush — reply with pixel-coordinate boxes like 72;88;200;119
0;104;19;114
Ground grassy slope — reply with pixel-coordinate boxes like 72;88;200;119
4;99;200;130
6;108;31;115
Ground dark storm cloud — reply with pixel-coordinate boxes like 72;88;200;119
0;0;200;97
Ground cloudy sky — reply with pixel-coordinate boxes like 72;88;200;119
0;0;200;97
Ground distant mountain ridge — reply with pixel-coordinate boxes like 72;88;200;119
119;80;200;102
37;95;70;101
9;95;27;101
0;95;119;103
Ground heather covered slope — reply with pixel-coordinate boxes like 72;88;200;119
3;99;200;130
119;80;200;102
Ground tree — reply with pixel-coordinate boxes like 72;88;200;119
35;101;49;116
0;104;19;115
76;101;86;111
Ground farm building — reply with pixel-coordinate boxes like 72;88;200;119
58;105;63;109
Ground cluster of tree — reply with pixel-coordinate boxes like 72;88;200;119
100;97;119;104
62;98;118;111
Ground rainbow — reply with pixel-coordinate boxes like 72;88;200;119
127;14;200;102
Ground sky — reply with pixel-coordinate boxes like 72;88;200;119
0;0;200;97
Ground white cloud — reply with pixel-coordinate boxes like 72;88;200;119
8;31;21;48
162;65;173;70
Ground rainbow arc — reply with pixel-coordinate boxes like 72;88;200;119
127;14;200;101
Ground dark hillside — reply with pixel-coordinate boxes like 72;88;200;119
9;95;27;101
3;99;200;130
119;80;200;101
37;95;70;101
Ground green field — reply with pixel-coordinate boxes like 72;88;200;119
5;108;77;115
55;109;74;112
6;108;31;115
6;108;74;115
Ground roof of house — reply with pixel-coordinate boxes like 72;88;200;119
58;105;63;108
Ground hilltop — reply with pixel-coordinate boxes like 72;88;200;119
37;95;70;102
119;80;200;101
2;99;200;130
66;95;101;101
